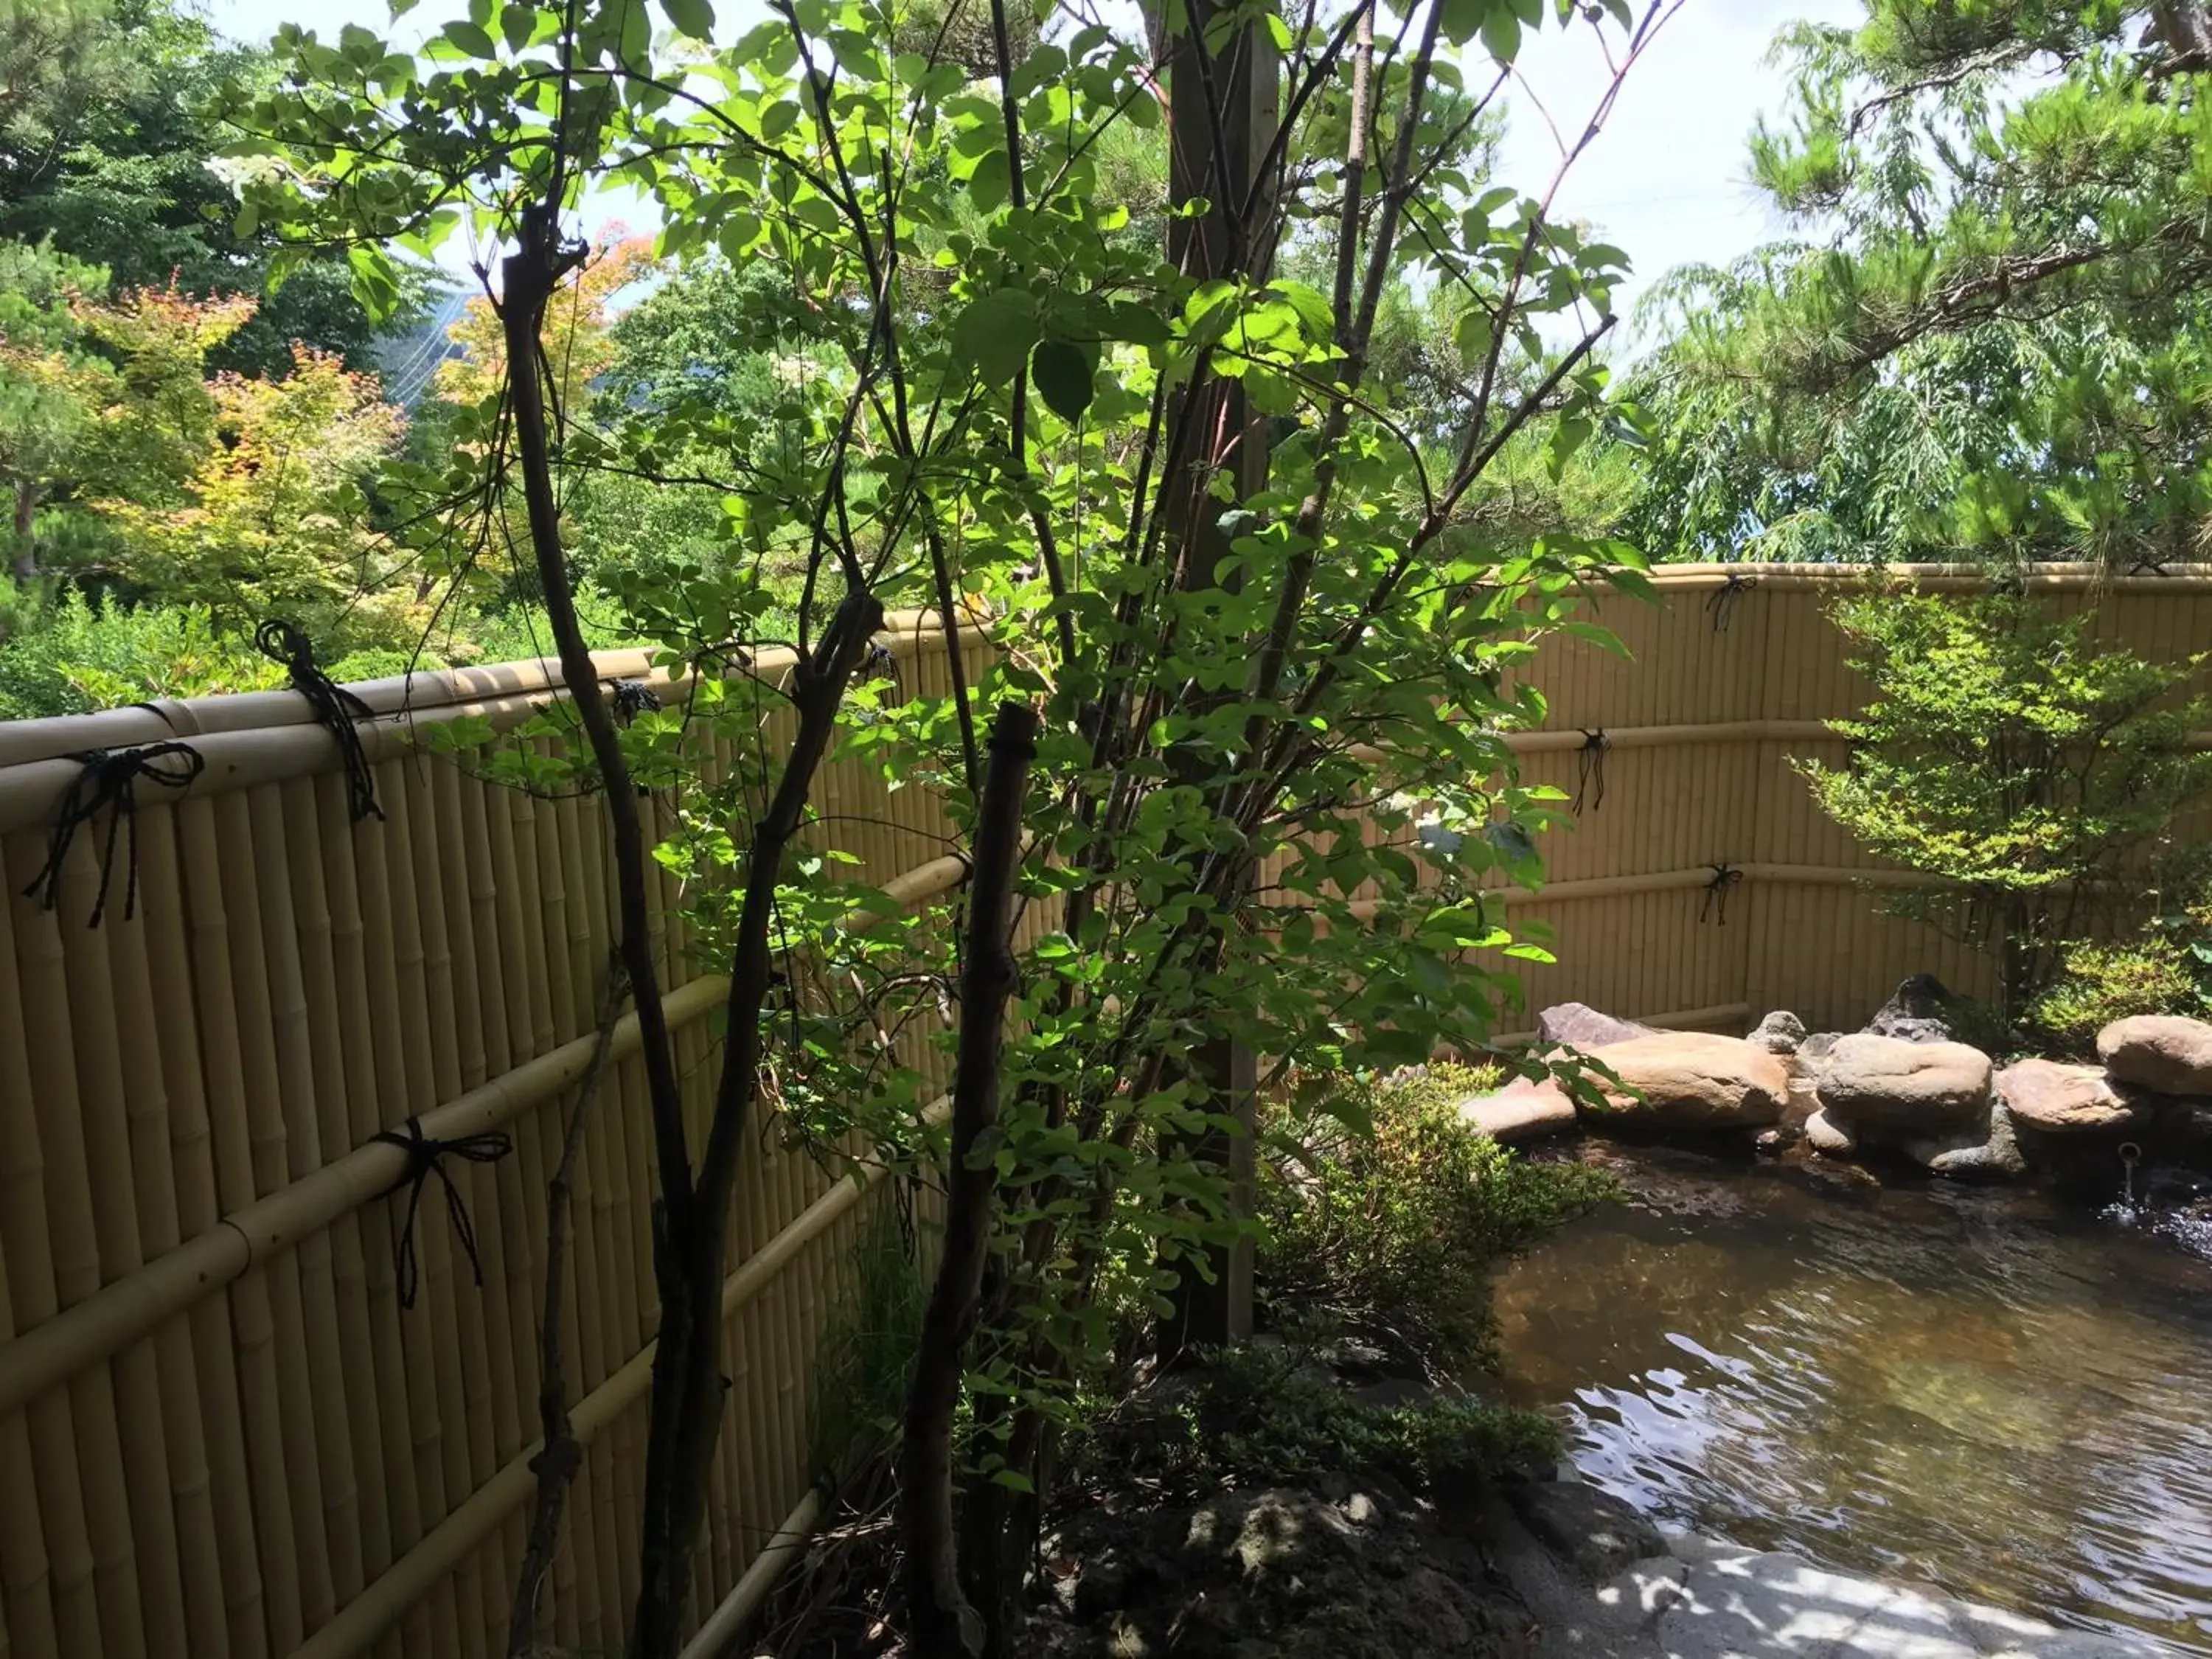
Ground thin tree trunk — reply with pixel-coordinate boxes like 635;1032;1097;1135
899;701;1040;1658
12;481;38;583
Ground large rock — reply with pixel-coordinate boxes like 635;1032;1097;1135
1537;1002;1656;1050
1746;1010;1806;1055
1997;1059;2149;1135
1455;1077;1576;1144
2098;1015;2212;1097
1817;1034;1992;1133
1577;1032;1790;1130
1505;1479;1666;1584
1864;973;1955;1044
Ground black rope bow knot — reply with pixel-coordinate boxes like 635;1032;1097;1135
608;678;661;726
1700;862;1744;925
1706;571;1757;634
256;619;383;823
1573;728;1610;816
369;1116;514;1310
22;742;205;927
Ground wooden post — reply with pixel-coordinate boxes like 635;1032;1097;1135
1155;0;1278;1352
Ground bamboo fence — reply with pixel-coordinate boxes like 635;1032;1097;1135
0;567;2205;1658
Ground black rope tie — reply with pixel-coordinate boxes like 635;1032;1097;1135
22;742;205;927
1573;728;1610;816
608;678;661;726
369;1116;515;1310
1700;862;1743;925
256;619;383;823
1705;571;1756;633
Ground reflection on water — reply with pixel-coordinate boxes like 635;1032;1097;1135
1489;1147;2212;1650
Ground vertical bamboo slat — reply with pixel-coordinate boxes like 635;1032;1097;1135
95;804;227;1659
5;829;144;1659
217;787;339;1635
0;883;65;1659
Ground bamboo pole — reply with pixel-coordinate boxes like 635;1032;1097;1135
431;762;518;1540
250;784;366;1629
97;799;228;1658
218;786;340;1634
371;763;469;1659
50;835;192;1659
338;761;437;1659
0;1263;60;1659
675;1485;821;1659
0;886;66;1659
485;771;576;1651
5;830;145;1659
299;773;397;1601
175;796;305;1652
396;760;494;1659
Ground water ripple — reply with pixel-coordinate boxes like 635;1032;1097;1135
1492;1150;2212;1650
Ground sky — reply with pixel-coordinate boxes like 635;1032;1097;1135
206;0;1863;330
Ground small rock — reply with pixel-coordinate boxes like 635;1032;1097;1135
1537;1002;1658;1049
2098;1015;2212;1097
1576;1032;1791;1130
1804;1108;1857;1155
1818;1034;1992;1132
1746;1009;1807;1054
1921;1101;2028;1180
1505;1479;1667;1584
1455;1076;1577;1143
1997;1059;2149;1135
1798;1032;1843;1062
1865;973;1955;1044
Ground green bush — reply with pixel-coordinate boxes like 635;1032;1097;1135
1799;590;2212;1022
1259;1064;1617;1374
0;589;284;720
1099;1339;1562;1499
0;585;648;723
2031;878;2212;1051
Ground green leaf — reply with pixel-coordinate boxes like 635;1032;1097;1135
442;18;498;56
952;288;1042;383
1031;339;1096;422
664;0;715;37
1480;6;1520;62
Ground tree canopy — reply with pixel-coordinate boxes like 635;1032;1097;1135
1624;0;2212;570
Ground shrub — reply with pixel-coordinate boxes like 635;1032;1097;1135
1798;589;2212;1022
2031;877;2212;1051
0;588;283;719
1090;1338;1562;1500
1259;1064;1618;1375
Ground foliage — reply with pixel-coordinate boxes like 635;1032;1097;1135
1259;1064;1617;1373
1113;1337;1562;1498
1799;588;2212;1018
0;588;283;718
806;1204;928;1482
0;0;415;378
232;0;1671;1644
436;232;658;411
2031;873;2212;1051
93;343;412;640
1621;1;2212;570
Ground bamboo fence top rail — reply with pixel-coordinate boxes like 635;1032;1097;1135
0;611;992;831
1638;560;2212;592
